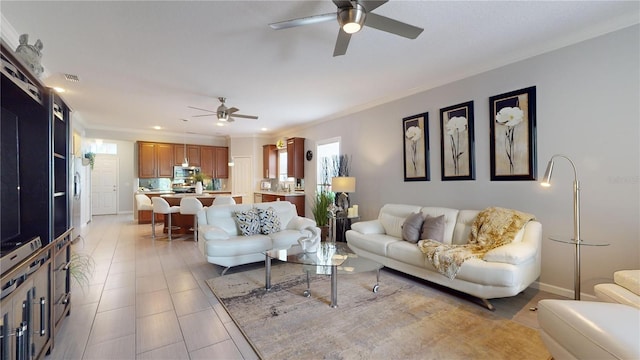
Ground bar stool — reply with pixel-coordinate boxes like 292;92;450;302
180;197;203;242
213;196;236;205
151;197;181;240
135;194;153;224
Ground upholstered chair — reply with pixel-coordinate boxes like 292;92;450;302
213;196;236;205
180;197;204;241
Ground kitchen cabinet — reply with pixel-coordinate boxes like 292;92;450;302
261;193;305;217
52;234;71;334
174;145;200;167
215;147;229;179
263;144;277;179
200;146;229;179
137;142;174;178
287;137;305;179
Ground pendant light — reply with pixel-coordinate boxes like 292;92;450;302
181;119;189;167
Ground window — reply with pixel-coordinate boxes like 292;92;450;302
88;141;117;155
316;138;340;192
278;150;289;181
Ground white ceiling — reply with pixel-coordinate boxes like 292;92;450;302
1;1;638;140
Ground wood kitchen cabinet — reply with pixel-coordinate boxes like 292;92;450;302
200;146;229;179
261;194;305;217
287;137;305;179
137;142;176;178
263;144;277;179
174;145;200;166
215;147;229;179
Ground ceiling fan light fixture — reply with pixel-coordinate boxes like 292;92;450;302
338;5;366;34
217;111;229;122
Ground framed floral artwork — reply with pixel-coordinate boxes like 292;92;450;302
440;101;475;181
403;112;429;181
489;86;537;181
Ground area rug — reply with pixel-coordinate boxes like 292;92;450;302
206;263;550;360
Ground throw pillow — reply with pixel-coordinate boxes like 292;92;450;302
420;214;445;242
401;212;424;243
234;208;260;236
258;207;281;235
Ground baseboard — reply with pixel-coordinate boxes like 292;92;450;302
533;281;598;301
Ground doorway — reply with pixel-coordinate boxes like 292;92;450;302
91;154;118;215
231;156;253;204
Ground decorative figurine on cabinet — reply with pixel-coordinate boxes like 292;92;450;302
15;33;44;77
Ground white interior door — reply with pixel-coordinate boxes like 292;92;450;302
92;154;118;215
231;156;253;204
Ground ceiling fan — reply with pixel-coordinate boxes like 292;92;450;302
189;97;258;122
269;0;424;57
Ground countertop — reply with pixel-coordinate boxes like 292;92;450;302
136;190;232;195
254;190;305;197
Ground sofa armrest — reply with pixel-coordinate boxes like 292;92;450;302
199;225;230;241
286;216;317;231
350;220;385;235
483;241;537;265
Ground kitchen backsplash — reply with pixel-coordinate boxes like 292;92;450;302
138;178;226;191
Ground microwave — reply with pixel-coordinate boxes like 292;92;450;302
174;166;200;179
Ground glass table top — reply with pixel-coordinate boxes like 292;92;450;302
265;242;383;274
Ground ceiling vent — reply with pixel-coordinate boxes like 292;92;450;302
63;73;80;82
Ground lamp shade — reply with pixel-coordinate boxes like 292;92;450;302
331;176;356;193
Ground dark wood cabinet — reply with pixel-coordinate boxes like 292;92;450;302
215;147;229;179
138;142;157;178
174;145;200;166
200;146;214;178
1;41;71;359
263;144;277;179
261;194;305;217
287;137;305;179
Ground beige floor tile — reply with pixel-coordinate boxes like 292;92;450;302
88;305;136;345
171;288;212;317
83;334;136;360
108;259;136;274
136;310;184;354
189;339;244;360
224;322;260;360
136;341;190;360
136;273;168;294
166;271;200;293
178;308;231;352
136;288;174;318
97;285;136;312
103;271;136;290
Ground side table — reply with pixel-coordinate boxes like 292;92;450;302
336;215;359;242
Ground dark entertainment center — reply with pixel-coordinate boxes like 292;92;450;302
1;39;72;360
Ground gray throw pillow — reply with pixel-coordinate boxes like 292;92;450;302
401;212;424;243
420;215;445;242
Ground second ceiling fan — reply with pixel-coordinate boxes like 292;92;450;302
189;97;258;123
269;0;424;56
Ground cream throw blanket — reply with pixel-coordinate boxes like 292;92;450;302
417;207;535;280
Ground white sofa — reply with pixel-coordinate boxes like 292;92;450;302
197;201;319;274
345;204;542;309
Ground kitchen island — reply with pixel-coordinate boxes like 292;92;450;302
254;190;305;216
157;193;243;236
135;191;241;226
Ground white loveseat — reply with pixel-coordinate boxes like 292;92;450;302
345;204;542;309
197;201;319;274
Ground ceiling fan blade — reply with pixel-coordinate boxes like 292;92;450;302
192;113;217;118
332;0;354;9
358;0;387;12
364;12;423;39
188;106;216;114
227;107;240;114
269;12;336;30
333;29;352;57
232;114;259;120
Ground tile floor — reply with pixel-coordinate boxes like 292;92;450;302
45;214;259;360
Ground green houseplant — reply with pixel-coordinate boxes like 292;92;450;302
311;190;334;241
84;152;95;170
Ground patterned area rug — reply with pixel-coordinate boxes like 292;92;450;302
206;263;551;360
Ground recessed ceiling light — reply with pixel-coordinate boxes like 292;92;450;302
53;87;65;93
153;126;162;130
261;128;268;131
216;123;225;127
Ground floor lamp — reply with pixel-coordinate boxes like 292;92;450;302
540;154;583;300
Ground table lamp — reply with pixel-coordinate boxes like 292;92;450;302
331;176;356;212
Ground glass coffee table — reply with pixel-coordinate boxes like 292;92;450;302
264;242;383;308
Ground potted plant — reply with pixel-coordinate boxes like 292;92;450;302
311;190;334;241
83;152;95;170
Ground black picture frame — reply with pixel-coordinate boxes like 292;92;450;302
403;112;429;181
440;101;475;181
489;86;537;181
